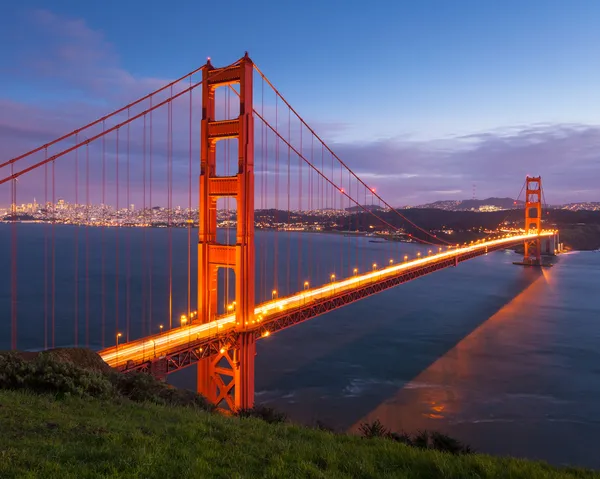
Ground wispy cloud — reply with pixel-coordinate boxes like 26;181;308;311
13;9;169;101
328;124;600;204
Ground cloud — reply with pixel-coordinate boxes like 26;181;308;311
13;9;169;102
325;123;600;205
1;10;598;208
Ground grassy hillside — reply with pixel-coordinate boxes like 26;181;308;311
0;390;598;479
0;350;598;478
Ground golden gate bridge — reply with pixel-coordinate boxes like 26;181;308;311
0;53;558;411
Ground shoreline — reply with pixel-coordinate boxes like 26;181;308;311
2;221;598;251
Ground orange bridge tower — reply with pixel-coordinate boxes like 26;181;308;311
523;176;542;265
197;54;255;410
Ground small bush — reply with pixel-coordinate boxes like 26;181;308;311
112;372;214;412
411;430;473;455
359;418;473;455
390;431;412;445
235;404;287;424
358;419;391;439
314;420;336;432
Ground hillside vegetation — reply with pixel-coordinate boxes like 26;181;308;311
0;350;598;478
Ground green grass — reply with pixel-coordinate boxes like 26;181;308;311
0;390;597;479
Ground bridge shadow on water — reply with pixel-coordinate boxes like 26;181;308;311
252;258;546;427
250;256;600;468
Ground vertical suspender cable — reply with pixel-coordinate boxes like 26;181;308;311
274;96;279;295
44;153;48;350
309;135;313;287
168;86;173;330
51;155;56;348
126;110;131;341
142;114;147;336
101;121;106;348
297;122;302;291
85;144;90;347
188;76;192;319
115;128;120;339
74;134;79;346
286;108;291;294
10;163;17;349
259;79;263;302
149;97;154;333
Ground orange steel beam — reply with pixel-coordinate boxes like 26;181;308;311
197;53;255;410
101;232;555;377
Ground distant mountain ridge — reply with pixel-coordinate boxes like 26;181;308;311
343;199;599;213
413;197;523;211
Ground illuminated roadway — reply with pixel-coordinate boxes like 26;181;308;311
100;231;556;369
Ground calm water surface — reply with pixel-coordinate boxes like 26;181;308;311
1;224;599;468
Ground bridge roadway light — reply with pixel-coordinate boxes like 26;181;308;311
353;267;358;276
389;259;394;265
272;290;278;300
330;273;336;282
181;315;187;326
372;263;377;271
417;252;421;257
428;250;432;255
304;281;309;290
116;333;122;367
404;255;408;262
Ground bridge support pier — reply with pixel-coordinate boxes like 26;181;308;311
541;233;560;255
197;333;255;411
150;358;168;381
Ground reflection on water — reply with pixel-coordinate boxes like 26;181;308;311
351;272;555;446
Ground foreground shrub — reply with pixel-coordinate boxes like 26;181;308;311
235;404;287;423
314;420;336;432
359;419;473;455
358;419;391;438
0;352;114;399
410;430;473;455
112;372;214;412
0;351;212;412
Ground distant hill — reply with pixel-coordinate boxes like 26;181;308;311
413;197;524;211
345;204;386;213
560;202;600;212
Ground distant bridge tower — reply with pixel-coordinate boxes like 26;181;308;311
197;54;255;410
523;176;542;265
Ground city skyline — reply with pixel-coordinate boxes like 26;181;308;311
3;195;598;214
1;2;600;204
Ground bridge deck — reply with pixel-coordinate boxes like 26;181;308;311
99;232;555;371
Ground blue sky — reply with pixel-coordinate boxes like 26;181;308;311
1;1;599;204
